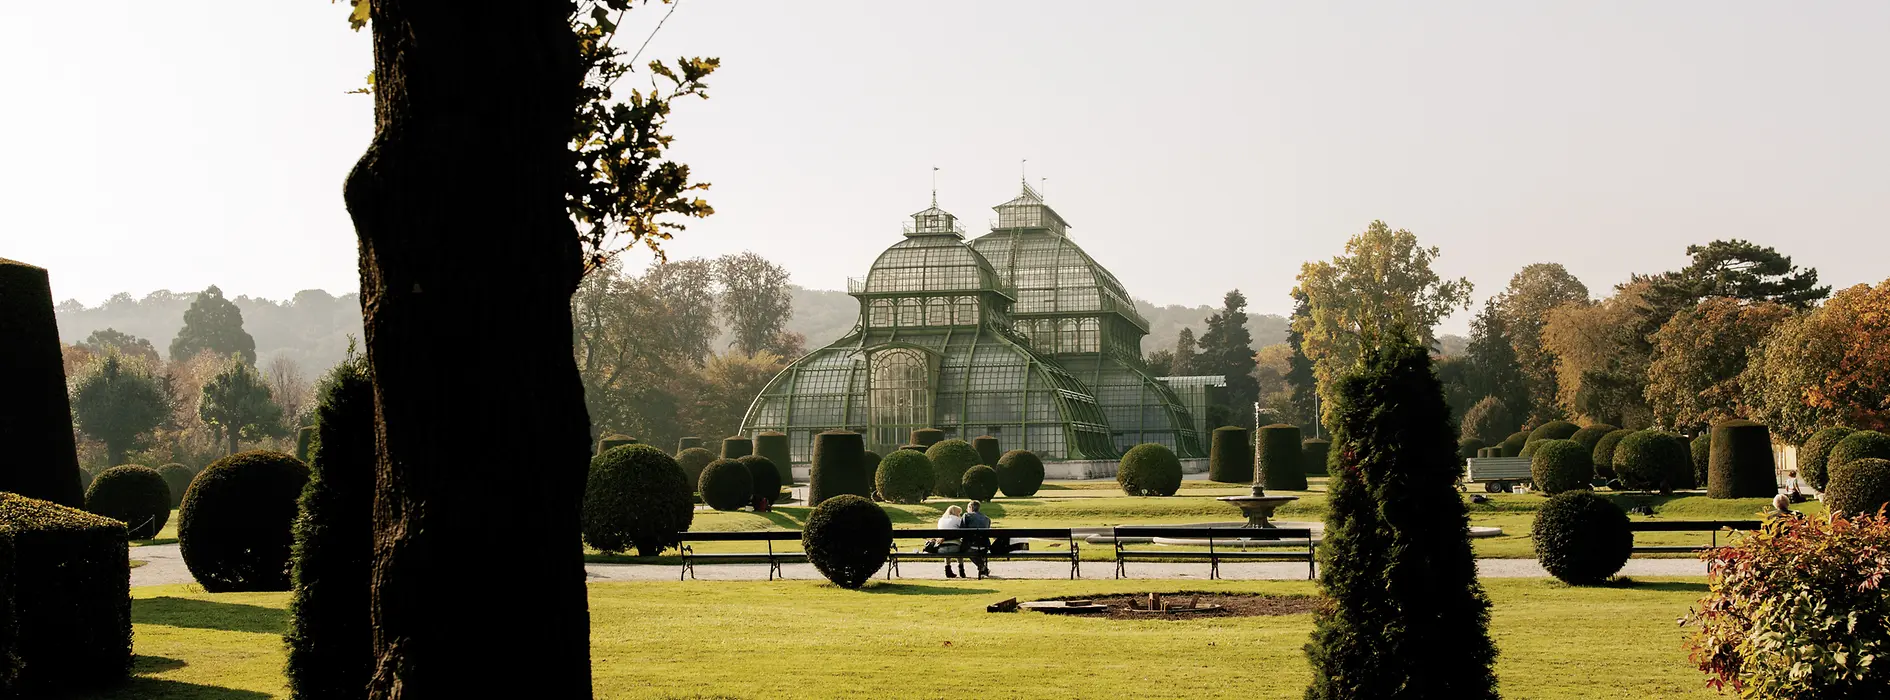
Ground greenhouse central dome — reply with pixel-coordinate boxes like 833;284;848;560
741;182;1208;465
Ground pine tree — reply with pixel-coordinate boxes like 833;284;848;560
1465;303;1528;423
1172;328;1199;375
1305;331;1498;700
1196;290;1259;416
1285;290;1318;431
169;285;257;365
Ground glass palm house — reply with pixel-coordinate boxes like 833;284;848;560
740;183;1210;464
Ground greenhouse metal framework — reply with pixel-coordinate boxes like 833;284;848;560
741;183;1214;463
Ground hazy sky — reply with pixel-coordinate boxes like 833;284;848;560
4;1;1886;335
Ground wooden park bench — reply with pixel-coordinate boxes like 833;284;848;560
1111;526;1316;580
885;528;1083;580
676;531;807;581
1627;520;1764;554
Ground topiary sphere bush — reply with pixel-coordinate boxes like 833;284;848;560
1208;426;1253;483
1258;424;1306;491
961;465;999;502
1118;443;1182;497
971;435;1001;467
808;430;870;505
1569;424;1619;454
1532;490;1632;585
675;447;716;488
1499;431;1529;458
1823;458;1890;517
995;449;1044;498
157;463;194;508
178;450;311;592
698;458;753;511
83;465;171;539
1828;431;1890;482
738;455;783;506
802;494;891;589
1592;429;1633;480
754;431;792;486
1457;438;1486;461
720;436;753;460
1301;438;1331;476
1708;419;1775;499
1528;420;1580;443
1519;440;1542;459
1690;433;1712;491
873;450;934;505
910;428;945;449
925;439;980;499
1799;426;1857;492
1530;440;1592;495
582;444;693;556
1613;430;1692;493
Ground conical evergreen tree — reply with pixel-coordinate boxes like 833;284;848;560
286;350;375;699
1305;331;1498;700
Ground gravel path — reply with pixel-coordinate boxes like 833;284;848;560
130;543;1706;587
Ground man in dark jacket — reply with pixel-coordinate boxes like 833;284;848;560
961;500;992;578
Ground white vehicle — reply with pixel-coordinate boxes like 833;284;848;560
1463;457;1533;493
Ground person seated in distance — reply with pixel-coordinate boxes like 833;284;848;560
960;500;993;578
932;506;966;578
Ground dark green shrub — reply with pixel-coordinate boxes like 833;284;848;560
971;436;1001;467
1499;431;1529;458
1613;430;1692;493
286;352;374;699
82;465;170;539
897;444;924;453
808;431;870;505
754;431;792;485
0;493;130;693
1208;426;1253;483
1799;426;1856;491
698;458;753;511
77;467;97;492
961;465;999;502
925;439;980;498
1691;433;1712;490
1259;424;1306;491
721;436;753;459
1828;431;1890;482
802;494;891;589
995;450;1044;498
861;450;882;476
1302;438;1330;476
1117;443;1182;497
178;450;310;592
1707;420;1775;499
873;450;933;504
1305;334;1496;698
294;425;316;463
910;428;945;449
1592;429;1633;479
676;436;703;453
0;259;86;507
595;434;637;456
1457;438;1485;461
1531;491;1631;585
1519;440;1542;458
157;463;193;508
1528;420;1580;443
582;444;692;555
1823;458;1890;517
675;447;715;488
738;455;783;506
1529;440;1591;495
1569;424;1618;454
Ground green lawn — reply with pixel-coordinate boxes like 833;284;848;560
103;577;1721;699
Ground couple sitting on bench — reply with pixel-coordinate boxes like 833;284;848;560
928;501;1023;578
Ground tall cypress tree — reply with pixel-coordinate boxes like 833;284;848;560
1305;331;1498;700
286;350;375;699
1197;290;1259;416
1172;328;1199;376
1285;290;1318;432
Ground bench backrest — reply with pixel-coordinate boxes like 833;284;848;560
1627;520;1764;533
676;530;804;542
1111;526;1315;540
892;527;1075;540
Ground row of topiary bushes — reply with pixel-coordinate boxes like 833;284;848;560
1798;426;1890;517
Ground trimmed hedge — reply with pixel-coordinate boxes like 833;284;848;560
1613;431;1692;493
1690;433;1712;489
925;439;980;498
285;353;374;699
910;428;945;449
595;434;637;456
873;450;933;504
0;493;131;694
1530;440;1593;495
961;465;999;502
676;436;703;453
157;463;194;508
294;425;316;463
995;450;1044;498
698;458;753;511
754;431;792;486
1499;431;1529;458
1259;424;1305;491
1799;426;1857;492
1708;420;1775;499
1118;443;1182;496
1828;431;1890;482
1301;438;1330;476
1519;440;1542;458
738;455;783;507
1569;424;1618;454
719;436;753;460
971;436;1001;467
1823;458;1890;517
1208;426;1253;483
177;450;309;592
1592;429;1633;479
582;444;693;555
82;465;170;539
802;494;891;589
1457;438;1486;461
808;431;870;505
1528;420;1580;443
1531;490;1631;585
0;259;86;507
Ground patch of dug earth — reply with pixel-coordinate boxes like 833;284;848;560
1032;592;1319;619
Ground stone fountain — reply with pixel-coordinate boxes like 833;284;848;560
1216;484;1300;529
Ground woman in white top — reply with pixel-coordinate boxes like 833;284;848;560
935;506;966;578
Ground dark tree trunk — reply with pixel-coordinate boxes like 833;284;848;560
343;2;591;697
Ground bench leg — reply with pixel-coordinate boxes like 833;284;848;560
1114;557;1125;580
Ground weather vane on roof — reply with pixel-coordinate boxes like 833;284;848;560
931;166;939;207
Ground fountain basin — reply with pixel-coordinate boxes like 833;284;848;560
1217;494;1300;528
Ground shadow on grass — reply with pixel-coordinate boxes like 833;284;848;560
91;677;272;700
756;511;808;529
133;655;188;673
584;553;679;566
1606;579;1709;594
133;597;287;635
859;582;999;596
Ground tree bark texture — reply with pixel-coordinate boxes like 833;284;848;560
0;258;86;507
343;3;592;697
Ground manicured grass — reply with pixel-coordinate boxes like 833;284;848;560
104;577;1719;699
131;508;180;547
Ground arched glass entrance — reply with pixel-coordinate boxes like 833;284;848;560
868;347;932;452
